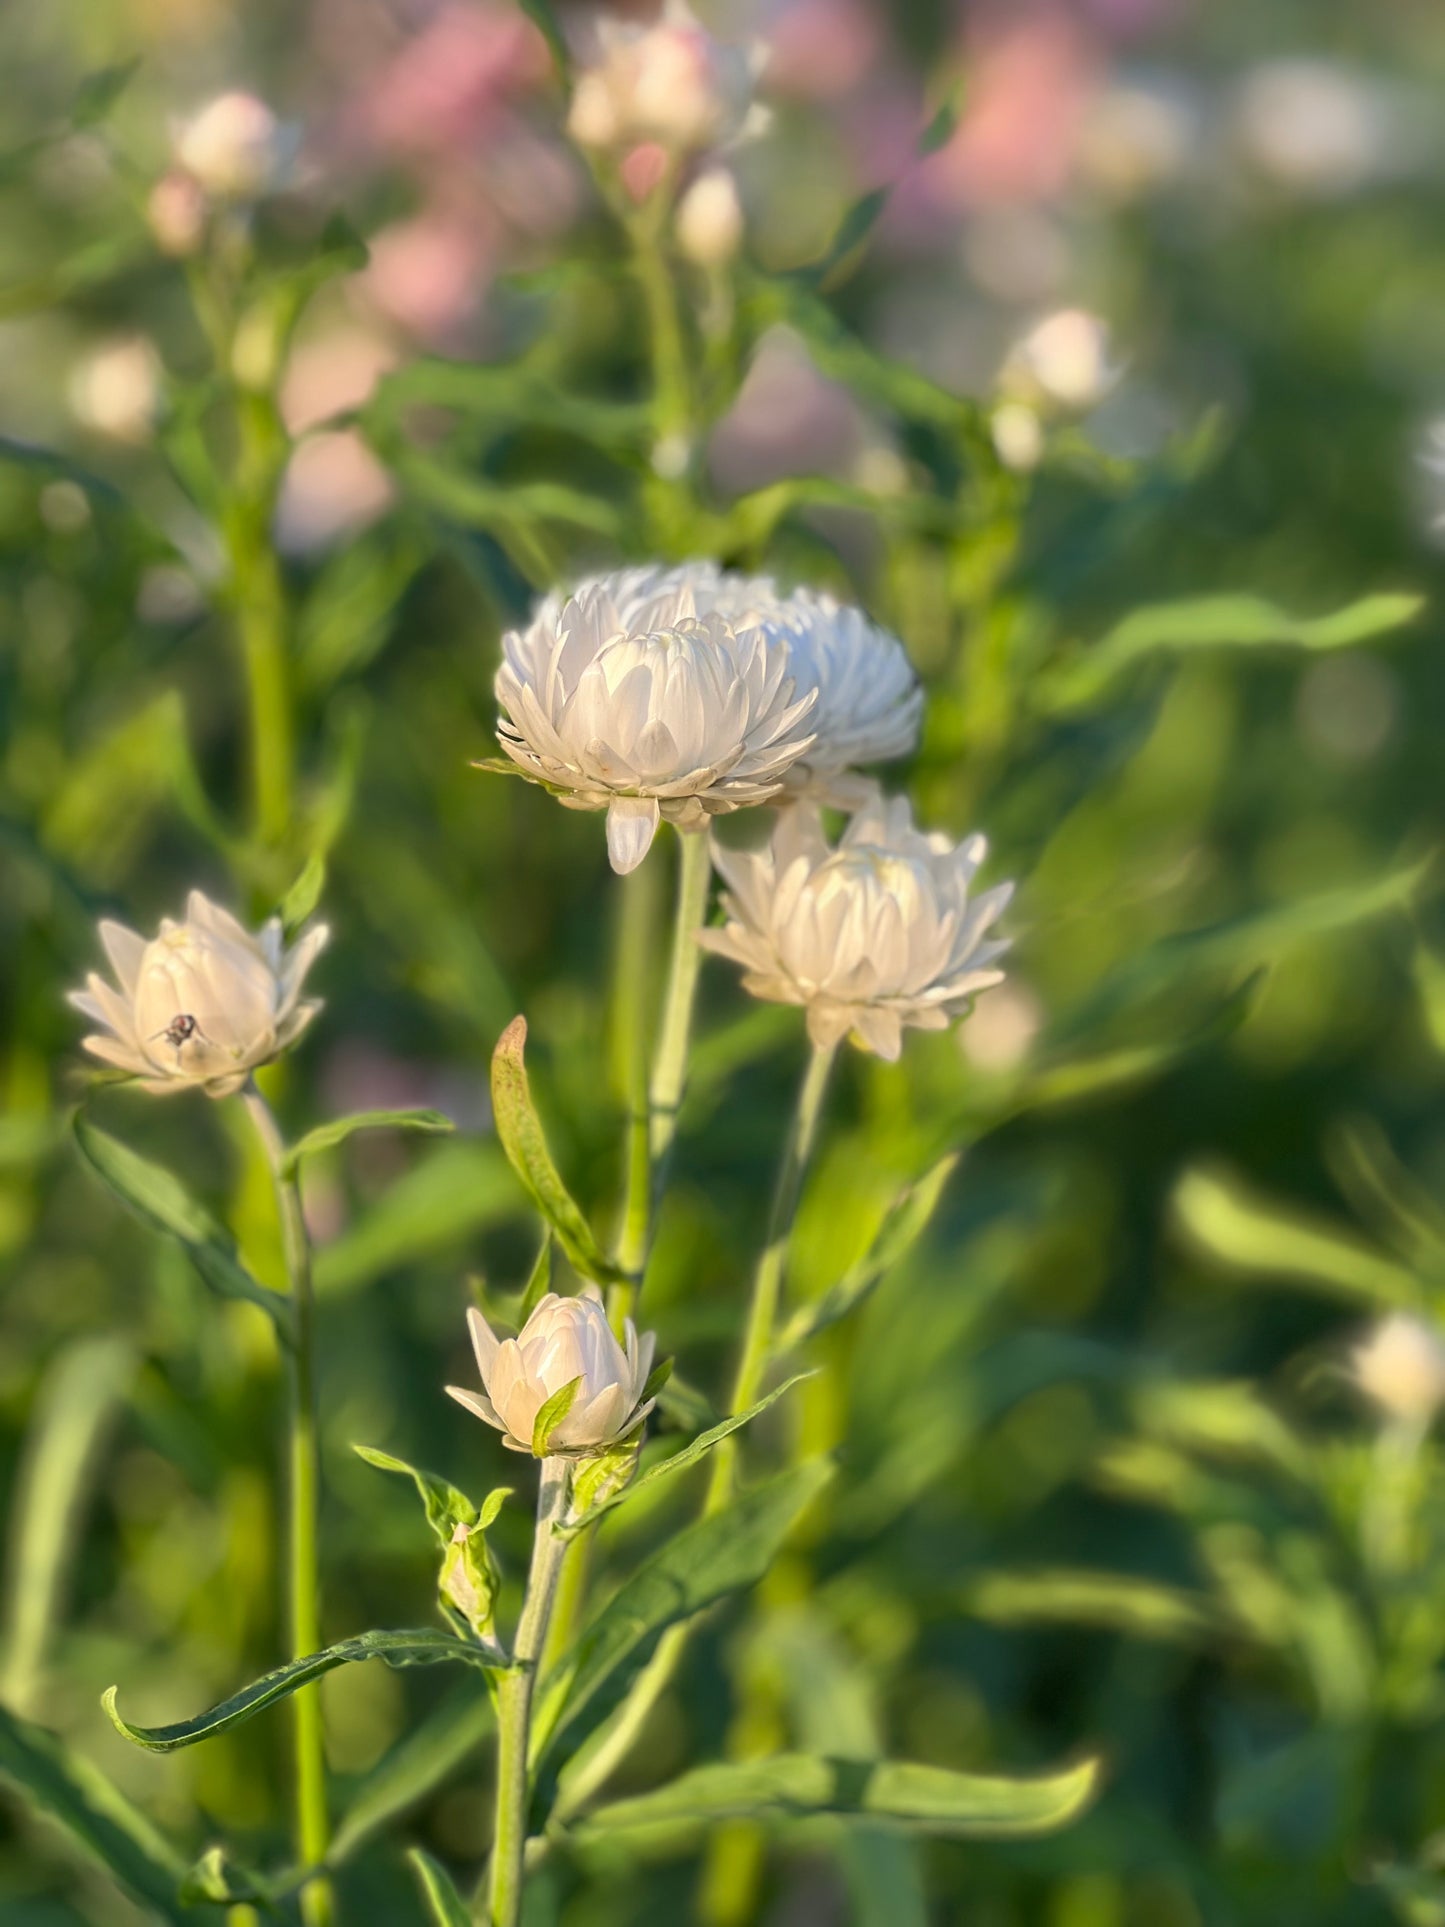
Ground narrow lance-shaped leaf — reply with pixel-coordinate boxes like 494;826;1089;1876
569;1751;1102;1841
282;1108;454;1176
0;1702;188;1921
562;1375;814;1537
409;1847;472;1927
104;1629;494;1753
280;850;326;937
491;1017;626;1285
353;1445;486;1545
537;1459;833;1781
776;1159;958;1353
72;1112;293;1340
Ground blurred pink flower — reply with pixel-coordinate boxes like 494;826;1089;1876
280;327;399;436
762;0;881;101
275;430;394;554
620;140;671;202
708;326;866;495
360;2;551;162
358;212;494;347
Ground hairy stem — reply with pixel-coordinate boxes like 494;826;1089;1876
488;1460;571;1927
243;1086;331;1927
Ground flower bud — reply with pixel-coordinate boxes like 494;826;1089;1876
700;789;1013;1059
1351;1314;1445;1426
676;166;745;266
174;92;286;201
147;170;208;256
440;1521;499;1636
1000;308;1117;413
69;890;328;1098
447;1287;657;1456
68;337;161;444
568;3;761;157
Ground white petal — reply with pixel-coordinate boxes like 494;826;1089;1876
606;796;661;874
467;1306;501;1384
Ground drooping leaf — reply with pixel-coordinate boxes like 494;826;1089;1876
1041;590;1422;710
532;1376;583;1457
568;1751;1101;1841
490;1017;626;1287
331;1677;494;1864
353;1445;484;1546
777;1159;958;1352
537;1460;833;1777
280;850;326;938
563;1375;813;1537
282;1108;454;1176
104;1630;493;1752
0;1702;188;1920
72;1113;293;1339
1172;1165;1418;1309
409;1847;472;1927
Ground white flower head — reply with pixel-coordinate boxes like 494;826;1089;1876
1001;308;1119;414
69;890;328;1098
567;1;765;156
1350;1313;1445;1426
447;1287;658;1456
493;564;819;874
174;92;291;201
700;790;1013;1060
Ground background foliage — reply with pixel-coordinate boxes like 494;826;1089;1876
2;0;1443;1922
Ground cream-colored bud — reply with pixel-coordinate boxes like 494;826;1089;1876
147;170;208;256
675;166;744;266
68;337;161;444
68;890;328;1098
1001;308;1118;413
447;1288;657;1456
175;92;284;201
567;74;621;149
569;2;760;157
1351;1314;1445;1425
991;401;1044;472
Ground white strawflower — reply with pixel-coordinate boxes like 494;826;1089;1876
1001;308;1118;413
675;165;745;265
69;891;328;1098
1351;1314;1445;1426
567;1;763;155
447;1287;658;1456
699;790;1013;1059
174;92;287;201
492;565;819;874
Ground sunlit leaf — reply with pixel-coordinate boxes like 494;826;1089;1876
104;1630;493;1752
409;1846;472;1927
353;1445;486;1546
490;1017;626;1287
279;850;326;939
72;1113;293;1338
532;1376;582;1457
568;1751;1101;1841
282;1108;454;1175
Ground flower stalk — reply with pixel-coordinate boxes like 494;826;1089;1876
489;1458;571;1927
242;1085;331;1927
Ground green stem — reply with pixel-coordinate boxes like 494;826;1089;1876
649;828;712;1174
706;1041;837;1514
230;393;293;853
488;1460;571;1927
612;857;662;1284
243;1087;331;1927
554;1042;838;1826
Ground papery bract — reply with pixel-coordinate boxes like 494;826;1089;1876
447;1287;657;1456
69;891;328;1097
700;790;1013;1059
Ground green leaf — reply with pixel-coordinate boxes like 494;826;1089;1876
315;1141;516;1297
490;1017;626;1287
72;1113;292;1339
518;0;572;82
1042;591;1422;710
532;1376;583;1458
519;1229;554;1320
409;1847;472;1927
71;58;142;128
331;1677;494;1864
563;1375;813;1537
103;1629;492;1752
1172;1164;1418;1309
282;1108;454;1176
538;1461;833;1776
0;1702;188;1920
280;850;326;938
353;1445;482;1546
777;1158;957;1353
297;530;425;693
962;1569;1224;1644
569;1751;1101;1841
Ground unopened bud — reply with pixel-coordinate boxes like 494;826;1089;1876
1351;1314;1445;1425
147;170;208;257
174;92;285;201
675;166;744;266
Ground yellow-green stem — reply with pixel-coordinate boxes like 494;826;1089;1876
243;1087;331;1927
230;393;293;852
488;1460;570;1927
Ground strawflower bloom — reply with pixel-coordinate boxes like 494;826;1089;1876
1351;1313;1445;1426
700;789;1013;1059
567;0;763;156
69;891;328;1097
447;1287;658;1455
492;564;819;873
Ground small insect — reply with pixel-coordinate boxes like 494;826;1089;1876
150;1013;202;1053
